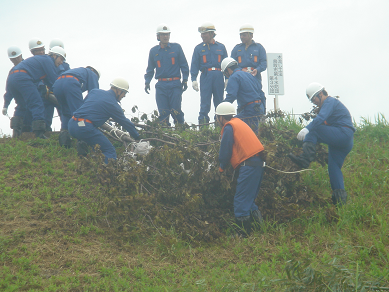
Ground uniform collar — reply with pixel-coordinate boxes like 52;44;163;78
159;42;171;49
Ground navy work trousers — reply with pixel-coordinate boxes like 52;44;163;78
199;71;224;123
155;80;184;125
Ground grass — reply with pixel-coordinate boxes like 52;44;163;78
0;115;389;291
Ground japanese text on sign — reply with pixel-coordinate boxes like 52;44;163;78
266;53;284;95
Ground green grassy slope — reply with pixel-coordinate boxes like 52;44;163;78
0;117;388;291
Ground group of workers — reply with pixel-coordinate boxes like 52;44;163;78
2;22;355;236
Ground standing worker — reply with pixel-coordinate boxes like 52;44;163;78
288;83;355;206
53;66;100;147
221;57;264;132
68;78;140;163
6;46;66;138
231;24;267;112
216;102;266;236
3;46;26;137
144;23;189;126
190;22;228;125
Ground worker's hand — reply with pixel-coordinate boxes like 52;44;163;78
145;83;150;94
192;81;199;92
182;80;188;92
219;167;224;173
39;85;49;98
2;108;7;115
297;128;309;141
224;79;228;91
251;69;258;77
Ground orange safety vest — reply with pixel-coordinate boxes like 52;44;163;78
220;118;264;169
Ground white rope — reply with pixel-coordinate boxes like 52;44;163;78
265;164;314;174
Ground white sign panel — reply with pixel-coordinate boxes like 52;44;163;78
267;53;284;95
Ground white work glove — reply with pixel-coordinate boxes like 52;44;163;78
224;79;228;90
192;81;199;92
297;128;309;141
2;108;7;115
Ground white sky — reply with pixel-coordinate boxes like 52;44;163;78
1;0;388;135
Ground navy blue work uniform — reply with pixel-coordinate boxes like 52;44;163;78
145;42;189;125
6;55;60;122
68;89;139;163
231;41;267;111
191;40;228;123
53;67;99;130
224;68;264;132
304;96;355;190
43;61;70;130
219;123;264;218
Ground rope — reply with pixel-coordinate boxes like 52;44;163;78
264;164;314;174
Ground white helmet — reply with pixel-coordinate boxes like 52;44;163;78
198;22;216;33
8;46;22;59
215;102;236;116
49;46;66;60
221;57;238;72
156;23;171;34
29;38;45;50
49;39;64;49
110;78;129;92
86;66;101;79
239;23;254;34
306;82;324;100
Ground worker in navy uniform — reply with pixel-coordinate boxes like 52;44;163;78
288;82;355;206
68;78;140;163
190;22;228;125
6;46;66;138
217;102;265;236
144;23;189;126
3;46;25;137
231;24;267;113
53;66;100;147
221;57;263;132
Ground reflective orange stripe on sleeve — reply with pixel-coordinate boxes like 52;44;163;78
238;56;242;63
171;57;175;65
157;60;161;68
218;55;221;63
202;55;207;63
254;56;258;62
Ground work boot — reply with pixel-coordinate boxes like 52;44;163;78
59;130;72;148
10;116;23;138
288;142;316;168
250;209;264;231
235;216;252;237
332;189;347;206
76;140;89;157
32;120;47;139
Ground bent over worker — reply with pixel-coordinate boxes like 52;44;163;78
288;83;355;206
68;78;140;163
144;23;189;125
217;102;265;236
221;57;264;132
53;66;100;147
191;22;228;125
6;46;66;138
231;24;267;112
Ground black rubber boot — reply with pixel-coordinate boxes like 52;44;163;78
332;189;347;206
250;210;264;231
235;216;252;237
10;116;23;138
59;130;72;148
76;140;89;157
288;142;316;168
32;120;47;139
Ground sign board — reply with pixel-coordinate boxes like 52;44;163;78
266;53;284;96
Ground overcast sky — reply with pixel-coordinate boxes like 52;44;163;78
1;0;388;136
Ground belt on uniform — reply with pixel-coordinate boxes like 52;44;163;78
10;69;28;75
72;116;92;124
240;152;265;167
158;77;180;81
207;67;221;71
238;100;261;113
58;75;79;82
243;67;254;71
